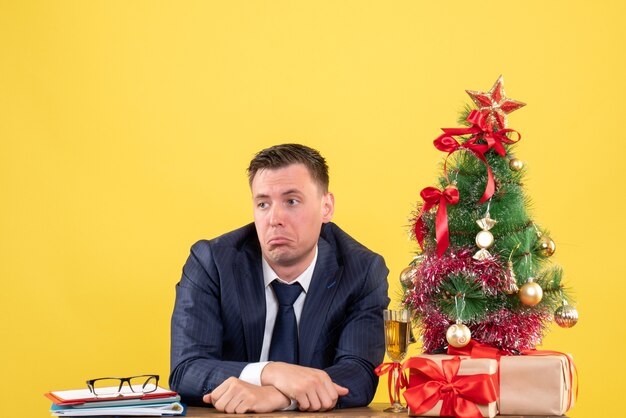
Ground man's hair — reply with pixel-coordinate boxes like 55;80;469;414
247;143;329;193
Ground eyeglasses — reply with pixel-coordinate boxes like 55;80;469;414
86;374;159;398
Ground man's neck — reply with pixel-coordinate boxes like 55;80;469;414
267;263;307;283
265;250;317;283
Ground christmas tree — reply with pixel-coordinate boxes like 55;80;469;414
402;76;578;354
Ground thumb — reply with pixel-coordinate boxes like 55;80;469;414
333;383;349;396
202;393;212;404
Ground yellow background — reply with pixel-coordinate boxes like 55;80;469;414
1;1;623;416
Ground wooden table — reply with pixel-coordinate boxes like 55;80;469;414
184;403;567;417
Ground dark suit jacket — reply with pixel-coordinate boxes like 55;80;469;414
169;222;390;408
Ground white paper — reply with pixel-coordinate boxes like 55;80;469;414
51;401;184;416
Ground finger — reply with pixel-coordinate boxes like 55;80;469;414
296;392;311;411
210;378;232;401
299;372;333;411
235;400;251;414
212;391;229;412
212;397;226;412
312;376;338;411
202;393;212;404
212;383;237;412
315;384;335;411
333;383;349;396
306;390;322;412
224;397;243;414
221;388;243;414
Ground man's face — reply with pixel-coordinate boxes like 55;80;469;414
252;163;334;276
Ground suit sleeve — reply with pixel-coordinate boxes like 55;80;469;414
324;254;390;408
169;241;250;403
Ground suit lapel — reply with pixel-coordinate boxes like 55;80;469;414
234;239;266;362
299;236;343;366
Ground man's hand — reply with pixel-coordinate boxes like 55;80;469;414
203;377;291;414
261;362;349;411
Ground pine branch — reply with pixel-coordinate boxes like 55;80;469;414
437;273;490;322
457;104;474;126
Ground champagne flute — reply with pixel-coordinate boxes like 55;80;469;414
383;309;410;413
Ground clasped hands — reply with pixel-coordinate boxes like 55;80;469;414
203;362;349;414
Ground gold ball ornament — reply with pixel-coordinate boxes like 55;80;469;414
400;265;418;289
446;323;471;348
554;304;579;328
475;230;495;249
509;158;524;171
537;236;556;257
519;280;543;306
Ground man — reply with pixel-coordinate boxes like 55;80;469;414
169;144;389;413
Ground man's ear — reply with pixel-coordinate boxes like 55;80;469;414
322;192;335;223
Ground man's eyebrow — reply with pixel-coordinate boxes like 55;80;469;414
253;189;303;199
281;189;302;196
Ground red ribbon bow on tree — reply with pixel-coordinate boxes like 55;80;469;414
441;110;521;156
402;356;497;418
413;185;460;257
432;110;521;203
465;109;521;156
433;133;493;204
374;362;409;406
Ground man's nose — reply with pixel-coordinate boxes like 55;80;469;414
269;204;284;226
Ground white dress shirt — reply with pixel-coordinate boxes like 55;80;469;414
238;246;318;385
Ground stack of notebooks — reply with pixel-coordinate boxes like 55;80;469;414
45;386;185;416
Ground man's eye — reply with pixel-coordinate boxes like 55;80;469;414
287;199;299;206
258;202;268;209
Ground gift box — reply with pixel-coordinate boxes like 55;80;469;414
403;355;498;418
499;353;575;415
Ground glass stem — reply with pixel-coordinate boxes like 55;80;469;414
392;365;400;405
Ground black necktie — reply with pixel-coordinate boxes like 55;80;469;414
268;280;303;364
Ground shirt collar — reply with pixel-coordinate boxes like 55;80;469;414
262;245;318;294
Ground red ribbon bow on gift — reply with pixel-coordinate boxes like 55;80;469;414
403;356;497;418
374;362;408;406
433;110;521;203
447;339;508;359
413;185;460;257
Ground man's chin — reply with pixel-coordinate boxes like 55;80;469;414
265;249;299;266
267;254;295;265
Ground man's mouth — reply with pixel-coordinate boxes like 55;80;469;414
268;236;291;246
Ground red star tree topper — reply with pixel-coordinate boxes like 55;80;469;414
466;75;526;130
